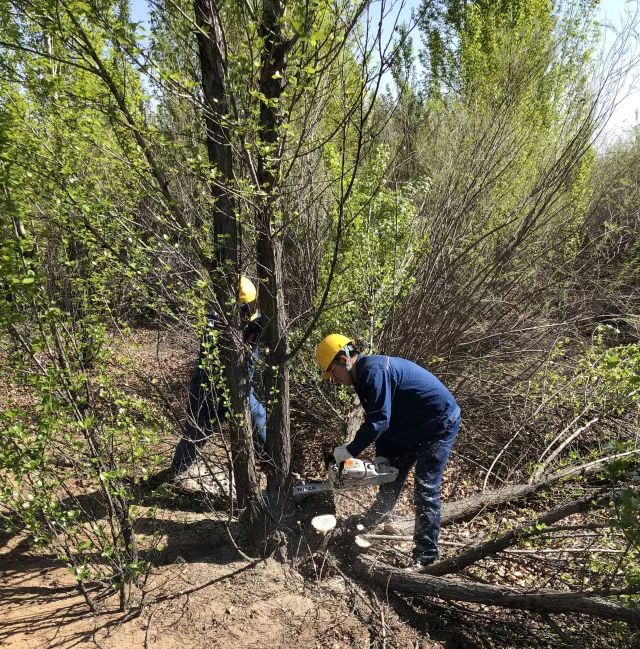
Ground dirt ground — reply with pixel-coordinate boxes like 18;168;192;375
3;327;627;649
0;506;442;649
0;327;443;648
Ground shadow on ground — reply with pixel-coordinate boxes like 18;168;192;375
0;503;252;648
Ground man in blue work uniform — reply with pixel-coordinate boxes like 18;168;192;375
172;277;267;482
316;334;461;569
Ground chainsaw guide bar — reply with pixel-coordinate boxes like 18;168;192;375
292;457;399;501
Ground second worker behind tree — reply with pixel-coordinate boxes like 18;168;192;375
172;276;266;491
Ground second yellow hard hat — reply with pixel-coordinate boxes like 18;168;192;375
239;276;257;304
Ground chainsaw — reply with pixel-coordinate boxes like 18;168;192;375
292;452;399;501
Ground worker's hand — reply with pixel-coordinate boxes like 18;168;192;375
373;456;390;471
333;444;352;464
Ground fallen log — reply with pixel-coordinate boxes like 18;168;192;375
424;488;613;576
390;481;558;535
390;456;629;535
354;555;640;626
442;482;547;524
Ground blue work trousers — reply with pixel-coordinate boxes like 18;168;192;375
171;363;267;474
369;412;460;561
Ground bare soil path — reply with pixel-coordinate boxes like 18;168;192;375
0;507;435;649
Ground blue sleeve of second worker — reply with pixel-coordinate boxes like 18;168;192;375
243;316;263;384
346;363;392;457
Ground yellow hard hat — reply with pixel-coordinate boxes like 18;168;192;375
239;276;257;304
316;334;354;380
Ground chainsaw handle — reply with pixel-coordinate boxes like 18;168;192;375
323;449;344;479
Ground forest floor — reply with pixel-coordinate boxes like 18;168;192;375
0;328;628;648
0;328;440;648
0;511;433;649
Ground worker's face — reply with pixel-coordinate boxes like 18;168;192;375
327;356;353;386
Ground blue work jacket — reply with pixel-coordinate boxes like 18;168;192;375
346;355;460;457
243;314;263;382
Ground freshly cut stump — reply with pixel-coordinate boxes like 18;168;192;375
311;514;337;534
293;491;337;555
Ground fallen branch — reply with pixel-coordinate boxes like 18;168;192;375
503;547;625;555
390;454;639;534
423;488;612;576
354;555;640;626
390;481;561;535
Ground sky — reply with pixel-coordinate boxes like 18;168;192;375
129;0;640;143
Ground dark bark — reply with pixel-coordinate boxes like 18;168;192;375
68;0;259;525
424;488;612;576
349;483;640;626
194;0;261;526
253;0;294;550
194;0;235;269
354;555;640;626
391;460;616;535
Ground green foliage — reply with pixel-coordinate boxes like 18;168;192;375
532;325;640;417
0;249;168;594
0;310;167;602
414;0;597;270
1;0;639;629
0;0;173;608
315;143;423;345
524;325;640;564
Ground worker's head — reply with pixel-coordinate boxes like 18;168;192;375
316;334;358;386
239;276;257;319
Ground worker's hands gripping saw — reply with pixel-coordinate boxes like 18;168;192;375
333;444;352;464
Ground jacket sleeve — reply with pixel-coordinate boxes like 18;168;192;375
243;316;263;344
242;316;264;383
346;363;392;457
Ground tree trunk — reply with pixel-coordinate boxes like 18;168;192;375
194;0;261;528
252;0;293;551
